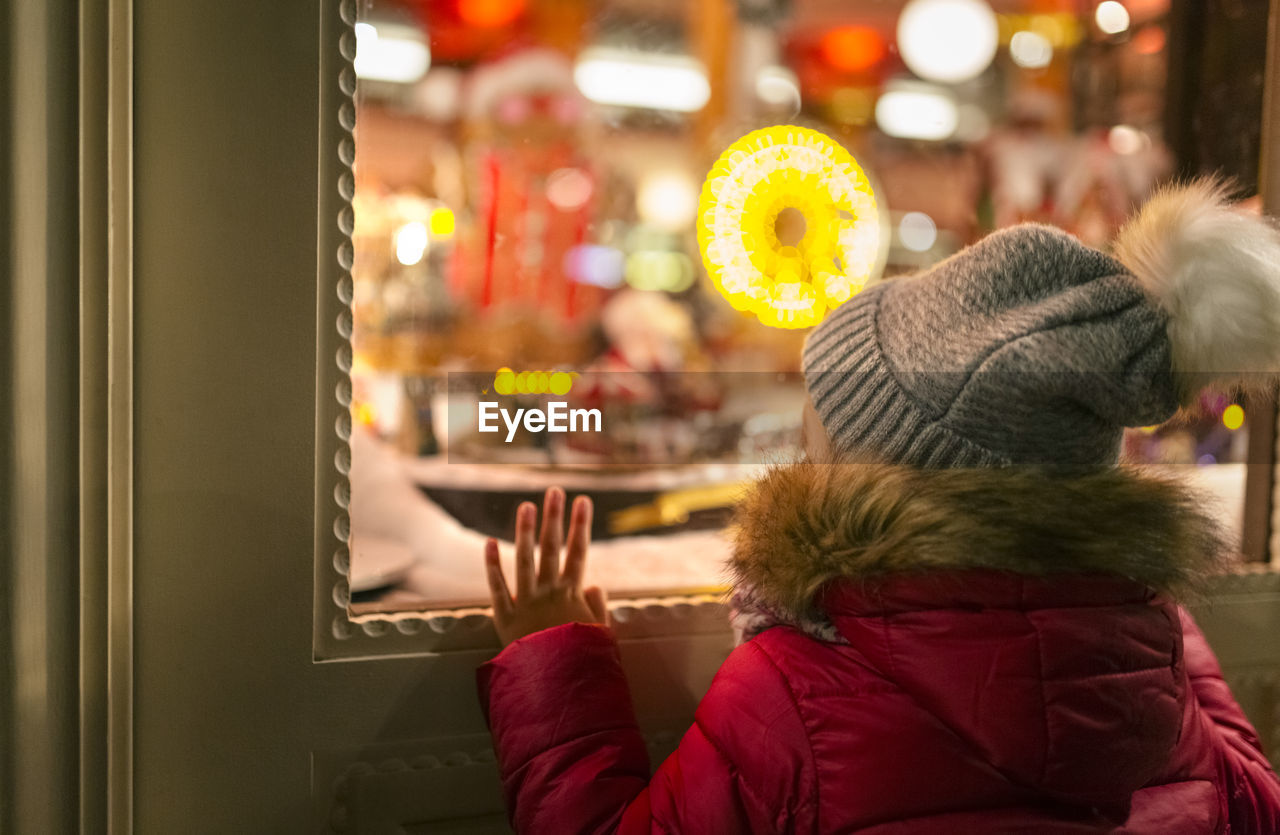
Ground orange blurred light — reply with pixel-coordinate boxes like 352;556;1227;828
458;0;525;28
820;26;887;73
1131;26;1165;55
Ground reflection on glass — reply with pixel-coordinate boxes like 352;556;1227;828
348;0;1244;616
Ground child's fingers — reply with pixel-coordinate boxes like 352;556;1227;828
537;487;565;587
584;585;608;624
484;539;513;619
514;502;537;599
561;495;593;588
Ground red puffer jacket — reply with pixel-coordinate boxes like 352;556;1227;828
478;460;1280;833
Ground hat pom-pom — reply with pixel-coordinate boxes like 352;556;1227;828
1114;178;1280;400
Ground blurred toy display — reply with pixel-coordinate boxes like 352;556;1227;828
566;290;726;466
453;48;607;324
340;0;1266;612
984;90;1171;246
348;0;1237;477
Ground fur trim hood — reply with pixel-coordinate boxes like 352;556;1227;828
729;455;1227;622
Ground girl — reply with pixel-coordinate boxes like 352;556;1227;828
477;181;1280;833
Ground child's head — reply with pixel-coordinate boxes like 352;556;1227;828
800;180;1280;471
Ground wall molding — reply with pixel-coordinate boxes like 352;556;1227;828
77;0;135;831
316;730;687;833
313;0;360;662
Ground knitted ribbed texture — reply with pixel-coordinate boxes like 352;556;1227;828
802;225;1180;471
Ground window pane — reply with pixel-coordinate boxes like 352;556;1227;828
347;0;1250;615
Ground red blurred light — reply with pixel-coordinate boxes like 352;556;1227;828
820;26;887;73
458;0;525;27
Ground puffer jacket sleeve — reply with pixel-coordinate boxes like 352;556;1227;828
1180;608;1280;834
477;622;816;834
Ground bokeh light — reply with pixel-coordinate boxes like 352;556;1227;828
1010;31;1053;69
820;26;887;73
875;85;959;141
549;372;574;396
394;221;429;266
564;244;625;288
624;251;694;293
1095;1;1130;35
897;0;999;83
574;48;711;112
637;172;699;231
457;0;526;28
353;21;431;84
898;212;938;251
755;66;802;112
546;167;594;211
492;367;515;395
1132;26;1166;55
429;206;456;237
1223;404;1245;431
1107;125;1145;155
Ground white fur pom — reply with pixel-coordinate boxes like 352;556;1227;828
1114;178;1280;396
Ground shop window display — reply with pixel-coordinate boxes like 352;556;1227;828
346;0;1254;618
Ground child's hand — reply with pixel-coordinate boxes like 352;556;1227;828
484;487;608;647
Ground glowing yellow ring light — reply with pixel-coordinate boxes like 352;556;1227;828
697;126;880;329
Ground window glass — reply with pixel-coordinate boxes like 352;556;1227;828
348;0;1249;616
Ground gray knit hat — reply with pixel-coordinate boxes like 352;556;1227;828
802;181;1280;471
